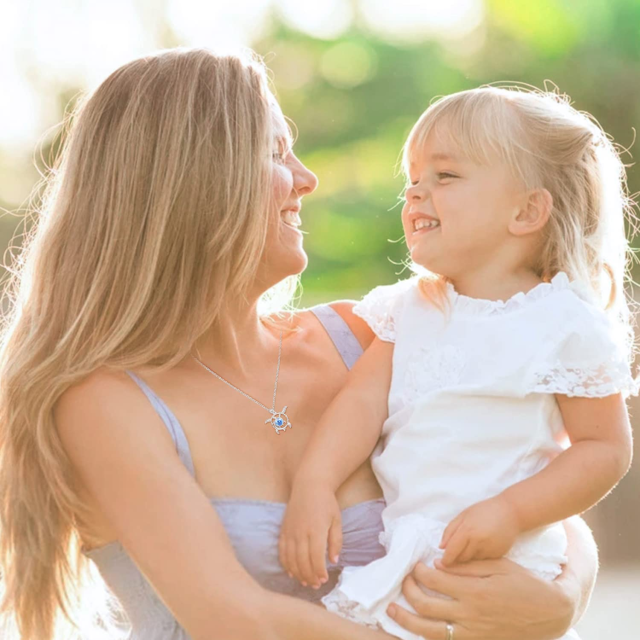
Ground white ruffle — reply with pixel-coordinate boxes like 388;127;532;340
352;277;417;343
446;272;591;316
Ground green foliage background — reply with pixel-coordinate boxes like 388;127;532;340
0;0;639;576
252;0;640;304
2;0;640;305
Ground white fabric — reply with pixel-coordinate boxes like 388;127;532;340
322;273;636;640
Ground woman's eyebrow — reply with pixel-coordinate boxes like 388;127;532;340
274;134;291;150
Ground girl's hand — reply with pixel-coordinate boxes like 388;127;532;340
440;495;521;565
387;558;574;640
278;482;343;589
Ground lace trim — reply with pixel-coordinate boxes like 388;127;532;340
446;272;591;316
530;360;639;397
402;344;467;403
321;589;381;630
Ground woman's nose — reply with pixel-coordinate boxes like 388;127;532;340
294;158;319;196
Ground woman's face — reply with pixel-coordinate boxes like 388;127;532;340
259;102;318;286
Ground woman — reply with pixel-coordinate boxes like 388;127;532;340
0;48;597;640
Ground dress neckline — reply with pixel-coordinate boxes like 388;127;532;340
444;272;587;315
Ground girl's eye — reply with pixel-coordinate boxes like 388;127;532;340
438;172;457;180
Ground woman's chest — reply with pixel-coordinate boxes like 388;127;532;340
168;353;382;503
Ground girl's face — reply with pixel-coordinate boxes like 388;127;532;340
402;127;525;281
260;103;318;284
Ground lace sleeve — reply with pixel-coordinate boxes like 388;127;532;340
527;307;638;398
352;278;415;343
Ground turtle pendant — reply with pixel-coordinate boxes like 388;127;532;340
265;406;292;434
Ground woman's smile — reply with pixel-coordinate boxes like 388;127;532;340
281;207;302;234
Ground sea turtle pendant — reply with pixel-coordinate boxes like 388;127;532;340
265;406;292;434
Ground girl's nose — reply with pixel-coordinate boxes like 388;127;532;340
405;183;426;203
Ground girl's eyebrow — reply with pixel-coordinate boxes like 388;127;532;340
409;152;460;171
429;152;460;162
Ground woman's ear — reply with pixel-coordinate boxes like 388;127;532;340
509;189;553;237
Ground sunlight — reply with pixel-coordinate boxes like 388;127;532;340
0;0;149;151
167;0;272;52
0;0;487;153
360;0;485;42
275;0;353;39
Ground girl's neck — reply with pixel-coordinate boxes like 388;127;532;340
449;266;542;302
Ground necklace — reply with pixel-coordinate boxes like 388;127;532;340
191;331;292;435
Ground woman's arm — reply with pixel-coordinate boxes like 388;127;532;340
55;370;267;639
56;369;399;640
385;517;598;640
557;516;599;627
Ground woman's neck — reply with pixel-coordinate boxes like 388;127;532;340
190;298;285;380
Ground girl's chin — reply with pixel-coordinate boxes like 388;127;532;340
409;246;439;272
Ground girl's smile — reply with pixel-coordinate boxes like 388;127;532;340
407;210;441;237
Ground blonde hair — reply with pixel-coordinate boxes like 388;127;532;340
403;85;637;359
0;47;296;639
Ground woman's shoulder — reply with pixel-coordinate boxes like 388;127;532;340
56;368;144;416
323;300;377;350
271;302;377;351
54;367;176;461
56;368;131;420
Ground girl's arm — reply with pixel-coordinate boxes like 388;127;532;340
294;336;393;490
442;392;631;563
503;392;632;531
279;337;393;586
55;369;397;640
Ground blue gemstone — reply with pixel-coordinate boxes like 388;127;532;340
276;418;283;426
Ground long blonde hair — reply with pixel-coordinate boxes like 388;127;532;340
403;85;637;359
0;47;292;639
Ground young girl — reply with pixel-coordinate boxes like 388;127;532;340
278;86;636;640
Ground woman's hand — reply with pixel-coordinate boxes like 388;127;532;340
387;558;574;640
279;482;343;589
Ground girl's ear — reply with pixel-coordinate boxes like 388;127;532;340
509;189;553;237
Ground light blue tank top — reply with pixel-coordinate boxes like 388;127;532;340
82;305;387;640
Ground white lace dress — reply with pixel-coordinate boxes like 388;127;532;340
321;273;637;640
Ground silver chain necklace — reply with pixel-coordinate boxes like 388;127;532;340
191;331;292;435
